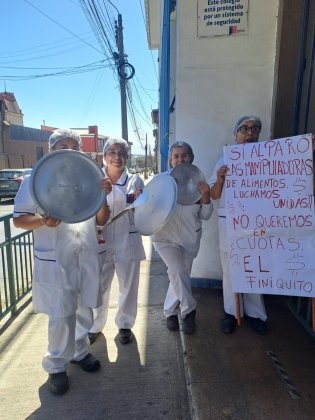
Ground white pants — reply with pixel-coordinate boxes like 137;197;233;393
90;255;141;332
220;249;267;321
42;305;93;374
156;245;196;318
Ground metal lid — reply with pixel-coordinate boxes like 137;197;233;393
30;150;106;223
170;163;205;205
134;174;178;235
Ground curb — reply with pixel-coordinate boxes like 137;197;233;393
178;316;200;420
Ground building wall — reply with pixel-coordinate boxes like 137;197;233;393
2;125;49;169
168;0;281;280
4;111;23;126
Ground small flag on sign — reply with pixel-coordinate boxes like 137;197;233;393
229;26;237;35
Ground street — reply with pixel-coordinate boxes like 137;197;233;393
0;198;14;216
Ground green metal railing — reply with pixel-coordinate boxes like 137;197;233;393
0;214;33;321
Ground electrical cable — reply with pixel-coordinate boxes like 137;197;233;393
23;0;104;55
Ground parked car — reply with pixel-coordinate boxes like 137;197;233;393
0;168;32;201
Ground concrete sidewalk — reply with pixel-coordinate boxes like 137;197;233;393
1;235;315;419
180;289;315;419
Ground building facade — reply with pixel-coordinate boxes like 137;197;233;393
145;0;315;282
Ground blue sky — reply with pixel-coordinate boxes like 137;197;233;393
1;0;159;155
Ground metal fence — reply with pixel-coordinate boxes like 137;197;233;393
0;213;33;321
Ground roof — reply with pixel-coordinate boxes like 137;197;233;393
144;0;160;49
0;91;22;114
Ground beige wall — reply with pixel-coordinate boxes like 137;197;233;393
168;1;280;280
1;127;48;169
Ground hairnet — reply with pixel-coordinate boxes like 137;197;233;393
233;115;262;141
103;137;129;158
48;128;81;149
169;141;194;165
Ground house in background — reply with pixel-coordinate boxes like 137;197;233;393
42;124;108;167
0;92;50;169
0;91;24;126
145;0;315;283
0;91;109;169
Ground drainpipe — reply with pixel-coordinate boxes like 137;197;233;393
159;0;171;172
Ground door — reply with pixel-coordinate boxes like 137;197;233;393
298;0;315;135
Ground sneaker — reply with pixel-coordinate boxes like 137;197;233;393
182;309;196;335
71;353;101;372
220;313;236;334
88;332;100;345
119;328;132;344
245;315;268;334
49;372;69;395
166;315;179;331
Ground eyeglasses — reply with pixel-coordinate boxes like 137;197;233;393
106;151;127;158
238;125;261;134
172;153;189;159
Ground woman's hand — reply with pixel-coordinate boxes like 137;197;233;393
135;189;143;199
210;165;229;200
41;215;61;228
217;164;228;184
198;181;211;204
101;177;112;195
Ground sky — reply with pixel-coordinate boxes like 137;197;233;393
1;0;159;155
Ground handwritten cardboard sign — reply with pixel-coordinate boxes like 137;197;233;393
224;134;315;297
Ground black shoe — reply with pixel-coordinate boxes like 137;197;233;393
220;313;236;334
88;332;100;345
119;328;132;344
166;315;179;331
71;353;101;372
182;309;196;335
245;315;268;334
49;372;69;395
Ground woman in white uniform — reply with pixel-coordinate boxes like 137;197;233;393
209;115;268;334
151;141;213;334
13;129;112;396
89;138;145;345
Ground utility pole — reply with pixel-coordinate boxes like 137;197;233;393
144;133;148;179
116;14;128;141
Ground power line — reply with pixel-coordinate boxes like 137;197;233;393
77;67;106;125
0;60;111;81
23;0;104;55
79;0;117;62
0;32;95;59
0;41;100;65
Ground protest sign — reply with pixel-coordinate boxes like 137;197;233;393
224;134;315;297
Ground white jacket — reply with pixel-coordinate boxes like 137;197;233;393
14;175;103;318
102;168;146;261
151;171;213;256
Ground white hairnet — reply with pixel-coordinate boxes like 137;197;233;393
233;115;262;141
169;141;194;168
103;137;129;158
48;128;81;149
